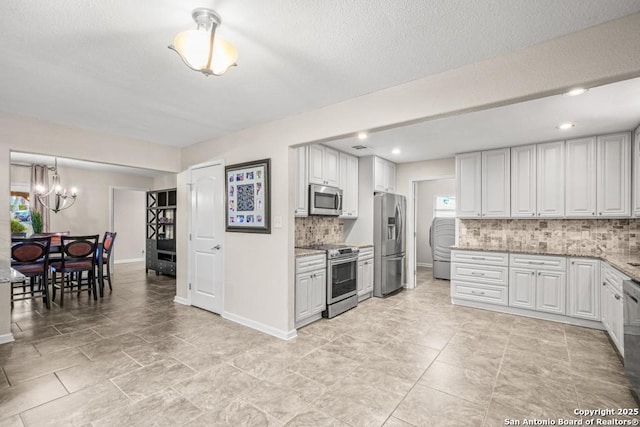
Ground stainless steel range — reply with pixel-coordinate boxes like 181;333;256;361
302;244;359;318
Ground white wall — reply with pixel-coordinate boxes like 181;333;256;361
416;179;455;266
43;166;153;235
154;174;177;191
113;189;147;263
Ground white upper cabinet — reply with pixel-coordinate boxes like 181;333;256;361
567;258;600;321
634;127;640;216
308;144;339;187
295;146;309;217
374;156;396;193
597;132;631;217
339;152;359;218
481;148;510;218
537;141;565;217
565;137;597;217
456;152;482;218
511;145;537;218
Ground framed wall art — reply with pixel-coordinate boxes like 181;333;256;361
225;158;271;234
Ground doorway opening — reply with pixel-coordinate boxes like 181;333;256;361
407;176;455;289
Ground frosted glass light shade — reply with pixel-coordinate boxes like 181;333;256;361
170;28;237;76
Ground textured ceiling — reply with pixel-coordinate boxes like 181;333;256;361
1;1;639;147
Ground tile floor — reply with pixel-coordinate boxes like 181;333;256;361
0;264;637;426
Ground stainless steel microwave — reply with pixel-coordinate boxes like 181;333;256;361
309;184;343;216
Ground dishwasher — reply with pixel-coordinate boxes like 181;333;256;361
624;279;640;400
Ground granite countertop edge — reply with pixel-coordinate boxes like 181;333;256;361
295;242;374;258
451;246;640;282
0;263;26;284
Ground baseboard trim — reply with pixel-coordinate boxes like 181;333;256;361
222;311;297;340
114;258;145;265
451;298;605;330
417;262;433;268
173;296;190;306
0;333;15;344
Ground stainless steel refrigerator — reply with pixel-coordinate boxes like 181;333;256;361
429;217;455;280
374;192;406;297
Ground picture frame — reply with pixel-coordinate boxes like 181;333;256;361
225;158;271;234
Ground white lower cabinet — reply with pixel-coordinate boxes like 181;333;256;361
508;254;566;315
451;250;509;306
567;258;600;321
357;247;374;301
295;254;326;328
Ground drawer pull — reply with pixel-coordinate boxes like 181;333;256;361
471;257;486;260
528;261;545;265
471;272;486;276
470;290;486;296
615;294;621;301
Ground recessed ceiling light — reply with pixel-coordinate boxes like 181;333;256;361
564;87;588;96
392;148;401;155
557;122;575;130
357;132;368;140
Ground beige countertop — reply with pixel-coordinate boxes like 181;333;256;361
451;245;640;282
0;262;25;284
295;248;325;258
295;242;374;258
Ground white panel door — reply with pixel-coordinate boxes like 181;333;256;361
363;259;374;293
509;268;535;310
536;270;566;314
310;269;327;315
537;141;565;217
565;137;597;217
384;161;396;193
374;157;386;192
511;144;537;218
308;145;325;185
295;146;308;217
190;164;224;314
456;152;482;218
482;148;510;217
323;147;340;187
567;258;600;321
295;273;312;322
634;127;640;216
611;288;624;356
597;132;631;217
348;155;359;217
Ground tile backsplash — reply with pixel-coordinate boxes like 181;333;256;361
458;219;640;256
295;217;344;247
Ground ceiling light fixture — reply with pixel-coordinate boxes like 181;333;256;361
169;8;238;76
392;148;401;155
35;158;78;214
557;122;575;130
564;87;589;96
357;132;368;140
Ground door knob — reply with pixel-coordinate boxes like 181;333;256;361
212;244;222;250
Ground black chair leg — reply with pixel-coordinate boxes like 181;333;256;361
91;270;98;301
51;272;57;301
106;261;113;291
42;271;50;309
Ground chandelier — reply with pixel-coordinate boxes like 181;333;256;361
168;8;238;76
35;158;77;213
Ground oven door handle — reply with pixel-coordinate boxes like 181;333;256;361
330;256;358;265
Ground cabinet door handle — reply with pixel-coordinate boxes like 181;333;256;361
602;282;606;287
571;261;575;265
531;213;535;216
531;272;535;275
615;294;621;300
477;213;481;217
592;212;595;216
599;212;603;215
538;272;541;276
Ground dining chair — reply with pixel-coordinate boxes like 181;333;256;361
10;236;52;309
97;231;117;297
50;235;99;307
